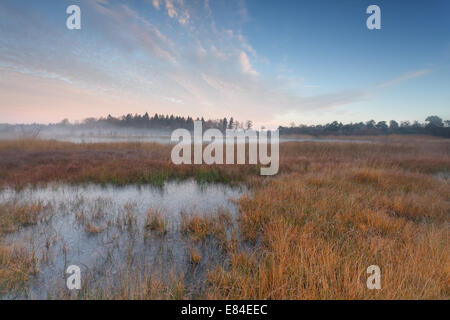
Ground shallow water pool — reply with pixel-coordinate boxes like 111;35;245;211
0;180;247;299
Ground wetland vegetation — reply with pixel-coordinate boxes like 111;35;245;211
0;135;448;299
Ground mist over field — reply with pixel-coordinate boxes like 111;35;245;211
0;123;173;143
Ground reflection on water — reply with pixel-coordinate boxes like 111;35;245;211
0;181;246;299
0;181;243;222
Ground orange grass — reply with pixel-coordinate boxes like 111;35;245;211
0;244;38;295
0;136;448;299
0;202;46;235
145;209;168;236
0;137;449;188
205;167;449;299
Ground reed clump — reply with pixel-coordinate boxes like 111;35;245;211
145;209;167;236
0;202;46;235
0;244;38;295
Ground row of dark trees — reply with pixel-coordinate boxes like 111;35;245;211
59;113;253;132
54;113;450;137
278;116;450;138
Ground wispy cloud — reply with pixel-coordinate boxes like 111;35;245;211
152;0;161;10
0;0;432;126
165;0;177;18
239;51;258;76
375;69;430;88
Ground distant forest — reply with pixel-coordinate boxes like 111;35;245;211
67;113;450;138
279;116;450;138
2;113;448;138
58;113;252;132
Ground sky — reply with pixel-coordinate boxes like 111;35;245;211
0;0;449;128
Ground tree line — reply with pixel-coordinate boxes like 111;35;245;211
59;113;254;132
279;116;450;138
54;114;450;138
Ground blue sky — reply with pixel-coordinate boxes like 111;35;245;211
0;0;449;127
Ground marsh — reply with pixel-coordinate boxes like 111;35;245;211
0;136;448;299
0;180;246;299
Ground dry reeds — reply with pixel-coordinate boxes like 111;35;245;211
0;136;448;299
